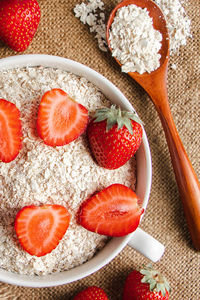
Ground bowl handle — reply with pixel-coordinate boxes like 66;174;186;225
128;228;165;262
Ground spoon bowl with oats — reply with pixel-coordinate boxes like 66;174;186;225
107;0;200;250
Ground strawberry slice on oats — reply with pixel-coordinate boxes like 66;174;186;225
78;184;144;237
37;88;89;146
0;98;22;163
15;205;71;257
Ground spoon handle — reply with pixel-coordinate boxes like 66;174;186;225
149;86;200;250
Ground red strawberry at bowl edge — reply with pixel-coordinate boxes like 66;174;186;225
15;205;71;257
0;0;40;52
0;98;23;163
87;105;143;169
123;264;170;300
73;286;109;300
78;184;144;237
37;88;89;147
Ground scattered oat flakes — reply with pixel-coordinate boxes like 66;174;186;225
74;0;107;52
154;0;191;54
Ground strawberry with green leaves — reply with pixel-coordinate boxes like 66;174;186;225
123;265;170;300
78;184;144;237
73;286;109;300
87;105;143;169
0;0;40;52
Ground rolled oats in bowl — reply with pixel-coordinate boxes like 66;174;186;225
0;66;136;275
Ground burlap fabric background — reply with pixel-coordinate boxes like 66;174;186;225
0;0;199;299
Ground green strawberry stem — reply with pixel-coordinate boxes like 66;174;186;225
140;264;171;296
94;105;143;134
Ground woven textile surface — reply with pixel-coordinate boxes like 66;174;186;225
0;0;199;299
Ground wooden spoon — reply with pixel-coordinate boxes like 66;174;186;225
107;0;200;250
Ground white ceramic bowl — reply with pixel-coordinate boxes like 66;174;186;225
0;55;162;287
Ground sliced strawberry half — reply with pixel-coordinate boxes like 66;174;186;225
15;205;71;257
0;99;22;163
37;89;89;146
78;184;144;237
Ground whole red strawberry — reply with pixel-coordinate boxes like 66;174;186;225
0;0;40;52
73;286;109;300
87;105;143;169
123;265;170;300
